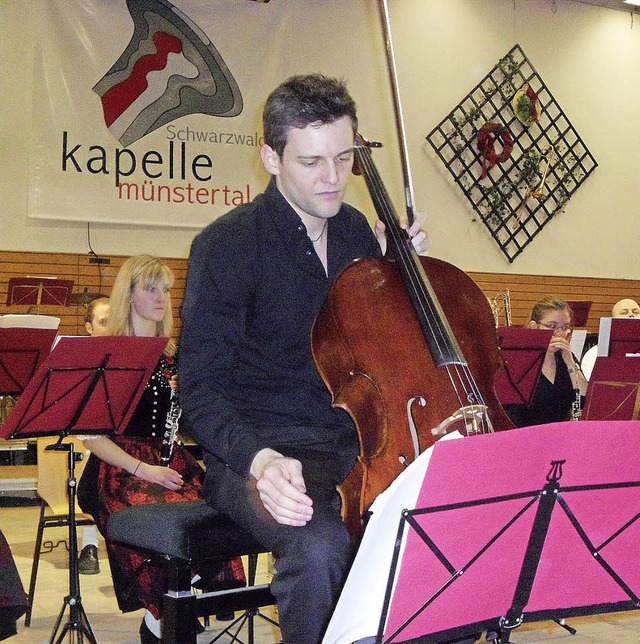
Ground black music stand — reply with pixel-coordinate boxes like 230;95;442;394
0;336;167;644
494;327;553;405
373;421;640;644
6;277;74;313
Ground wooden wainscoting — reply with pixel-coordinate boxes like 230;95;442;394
1;250;639;336
470;271;640;331
0;251;187;337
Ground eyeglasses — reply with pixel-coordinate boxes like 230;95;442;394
537;321;572;332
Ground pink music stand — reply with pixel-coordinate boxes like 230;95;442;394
0;336;167;439
376;421;640;643
494;327;553;405
0;335;167;644
604;318;640;359
6;277;74;308
0;327;58;396
582;356;640;421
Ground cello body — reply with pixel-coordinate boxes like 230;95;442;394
311;254;513;540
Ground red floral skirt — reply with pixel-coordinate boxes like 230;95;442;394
92;435;246;618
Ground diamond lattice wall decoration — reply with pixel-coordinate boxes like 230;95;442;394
426;44;597;263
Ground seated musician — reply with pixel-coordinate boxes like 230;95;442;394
76;297;110;576
581;298;640;380
77;255;245;643
503;297;588;427
179;73;429;644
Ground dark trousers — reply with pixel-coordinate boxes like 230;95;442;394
204;451;354;644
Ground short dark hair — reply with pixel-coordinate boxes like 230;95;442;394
263;73;358;157
85;296;109;324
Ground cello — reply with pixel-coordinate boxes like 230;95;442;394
311;0;513;542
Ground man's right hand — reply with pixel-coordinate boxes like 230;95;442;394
250;448;313;526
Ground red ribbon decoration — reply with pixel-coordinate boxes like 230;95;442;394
477;122;514;179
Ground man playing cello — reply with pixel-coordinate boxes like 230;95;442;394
180;73;428;644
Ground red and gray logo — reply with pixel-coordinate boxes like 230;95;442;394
94;0;243;147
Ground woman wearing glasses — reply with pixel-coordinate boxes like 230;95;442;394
504;297;588;427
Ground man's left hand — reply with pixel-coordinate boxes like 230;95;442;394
375;217;431;256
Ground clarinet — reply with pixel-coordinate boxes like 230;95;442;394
571;387;582;421
160;386;182;466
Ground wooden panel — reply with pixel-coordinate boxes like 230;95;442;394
2;250;639;337
469;270;640;332
0;251;81;336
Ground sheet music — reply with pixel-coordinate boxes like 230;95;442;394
323;432;463;644
597;317;612;357
569;329;587;359
0;314;60;329
52;334;74;348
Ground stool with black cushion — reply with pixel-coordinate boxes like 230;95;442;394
106;499;278;644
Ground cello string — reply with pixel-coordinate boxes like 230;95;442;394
356;146;480;410
448;363;491;433
356;146;493;434
357;146;459;357
356;147;491;413
443;365;491;436
356;145;454;357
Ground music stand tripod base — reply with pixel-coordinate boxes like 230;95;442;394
47;439;98;644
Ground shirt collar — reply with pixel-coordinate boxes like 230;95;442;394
262;176;354;244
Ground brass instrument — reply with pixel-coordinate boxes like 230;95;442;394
489;288;512;328
0;395;16;425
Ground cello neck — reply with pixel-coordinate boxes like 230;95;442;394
354;140;466;368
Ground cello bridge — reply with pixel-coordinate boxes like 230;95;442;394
431;405;490;437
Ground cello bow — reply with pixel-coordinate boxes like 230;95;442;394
311;2;513;543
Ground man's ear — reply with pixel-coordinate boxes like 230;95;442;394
85;321;93;335
526;320;537;329
260;144;280;176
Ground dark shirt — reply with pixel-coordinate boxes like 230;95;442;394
77;354;177;518
123;354;176;439
180;178;381;478
504;352;578;427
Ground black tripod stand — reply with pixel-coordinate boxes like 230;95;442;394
47;437;97;644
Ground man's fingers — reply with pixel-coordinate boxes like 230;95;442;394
256;463;313;525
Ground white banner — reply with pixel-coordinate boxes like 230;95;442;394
28;0;388;229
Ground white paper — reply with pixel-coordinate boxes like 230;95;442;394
323;432;463;644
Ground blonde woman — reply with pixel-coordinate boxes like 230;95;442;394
78;255;245;643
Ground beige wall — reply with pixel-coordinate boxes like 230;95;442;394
2;0;639;282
